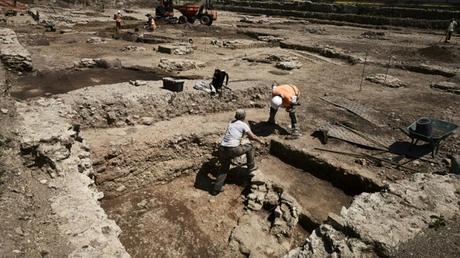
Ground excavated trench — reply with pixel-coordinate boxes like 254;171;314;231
11;71;383;256
8;67;189;100
36;75;382;256
81;112;377;257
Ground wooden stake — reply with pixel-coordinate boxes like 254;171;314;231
359;52;368;91
384;55;393;84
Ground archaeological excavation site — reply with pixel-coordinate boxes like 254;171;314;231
0;0;460;257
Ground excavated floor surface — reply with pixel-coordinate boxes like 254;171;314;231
83;110;310;256
10;68;170;99
0;4;459;258
258;156;353;223
101;174;245;257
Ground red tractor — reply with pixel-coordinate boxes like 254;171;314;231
156;0;217;26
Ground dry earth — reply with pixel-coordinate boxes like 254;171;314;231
0;2;459;258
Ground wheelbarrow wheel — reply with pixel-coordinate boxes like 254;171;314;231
200;15;212;26
178;15;187;24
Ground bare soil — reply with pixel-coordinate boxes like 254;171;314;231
10;68;169;99
0;4;459;257
259;156;353;223
393;216;460;258
102;174;245;258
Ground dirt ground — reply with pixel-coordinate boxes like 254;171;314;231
0;4;459;257
258;156;353;223
101;174;246;257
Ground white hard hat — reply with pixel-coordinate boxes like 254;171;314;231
118;10;121;13
271;96;283;109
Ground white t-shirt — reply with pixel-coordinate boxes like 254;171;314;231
448;20;457;32
220;120;251;147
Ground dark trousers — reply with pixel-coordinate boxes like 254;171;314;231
446;31;452;42
269;106;297;128
214;144;255;191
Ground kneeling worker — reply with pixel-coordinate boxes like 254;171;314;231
268;84;300;137
212;109;265;196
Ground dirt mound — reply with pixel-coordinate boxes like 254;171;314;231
418;45;457;63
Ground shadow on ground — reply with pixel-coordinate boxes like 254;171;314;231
194;158;252;194
389;141;433;159
249;121;290;137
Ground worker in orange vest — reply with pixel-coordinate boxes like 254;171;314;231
268;84;300;137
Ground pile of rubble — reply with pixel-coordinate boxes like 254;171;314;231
276;61;302;70
158;42;194;55
0;28;32;72
74;58;122;69
280;41;362;64
244;53;302;70
286;173;459;257
286;224;374;257
211;39;270;49
240;16;269;24
431;81;460;94
257;35;285;43
228;169;302;257
366;73;407;88
86;37;110;44
247;171;300;236
158;58;205;71
361;31;386;40
121;45;146;52
305;26;327;35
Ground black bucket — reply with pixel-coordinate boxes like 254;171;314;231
415;117;433;137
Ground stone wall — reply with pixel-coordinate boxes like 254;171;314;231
59;80;269;128
216;1;460;29
285;173;460;257
0;28;32;72
17;97;130;257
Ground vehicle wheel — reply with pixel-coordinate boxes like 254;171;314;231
178;15;187;24
200;15;212;26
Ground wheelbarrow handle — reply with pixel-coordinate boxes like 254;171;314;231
399;127;410;137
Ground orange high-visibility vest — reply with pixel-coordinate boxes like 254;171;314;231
272;84;300;108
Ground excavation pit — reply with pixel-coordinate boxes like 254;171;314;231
3;4;460;257
9;68;171;100
84;115;361;256
258;156;353;228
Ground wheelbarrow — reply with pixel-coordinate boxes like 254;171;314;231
401;118;458;158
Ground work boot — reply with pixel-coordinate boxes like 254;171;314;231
248;165;258;172
291;125;301;138
247;165;259;177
